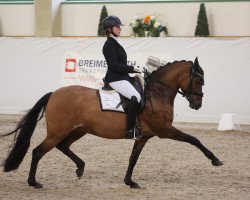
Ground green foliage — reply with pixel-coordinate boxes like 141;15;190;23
150;25;168;37
97;5;108;36
131;18;146;37
195;3;209;37
130;15;168;37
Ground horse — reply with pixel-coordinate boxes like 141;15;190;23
1;58;223;189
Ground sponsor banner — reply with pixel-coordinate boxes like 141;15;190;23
61;51;174;89
61;52;107;89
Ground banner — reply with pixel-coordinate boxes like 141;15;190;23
61;51;107;89
61;51;174;89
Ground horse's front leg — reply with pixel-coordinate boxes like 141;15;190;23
159;126;223;166
124;136;151;189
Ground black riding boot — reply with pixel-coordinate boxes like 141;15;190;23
126;96;142;140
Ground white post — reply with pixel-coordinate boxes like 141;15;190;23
35;0;62;36
51;0;62;36
217;114;240;131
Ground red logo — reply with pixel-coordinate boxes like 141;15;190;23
65;58;76;72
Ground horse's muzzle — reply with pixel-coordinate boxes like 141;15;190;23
188;96;202;110
189;101;202;110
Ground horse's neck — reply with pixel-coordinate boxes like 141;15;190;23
166;63;190;85
147;64;189;109
154;65;187;91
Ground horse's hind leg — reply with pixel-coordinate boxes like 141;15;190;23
162;126;223;166
56;127;86;179
28;137;60;188
124;136;151;189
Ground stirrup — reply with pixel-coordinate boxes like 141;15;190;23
126;127;142;140
133;127;142;140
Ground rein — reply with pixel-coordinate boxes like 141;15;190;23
143;63;204;101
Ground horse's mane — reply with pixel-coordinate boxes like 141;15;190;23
150;60;193;77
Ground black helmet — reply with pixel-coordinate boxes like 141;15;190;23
102;16;124;30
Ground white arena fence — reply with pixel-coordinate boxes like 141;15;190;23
0;37;249;125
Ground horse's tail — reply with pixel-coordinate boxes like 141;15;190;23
2;92;53;172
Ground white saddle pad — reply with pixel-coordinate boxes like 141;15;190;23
98;74;144;113
99;89;125;113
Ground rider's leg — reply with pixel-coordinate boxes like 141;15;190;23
109;80;141;140
126;96;142;140
109;80;141;102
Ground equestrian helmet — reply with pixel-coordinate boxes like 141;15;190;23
102;16;124;30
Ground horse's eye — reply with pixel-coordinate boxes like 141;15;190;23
195;80;202;85
195;78;204;85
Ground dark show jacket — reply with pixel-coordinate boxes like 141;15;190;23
102;37;135;83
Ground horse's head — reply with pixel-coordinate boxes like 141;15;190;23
179;57;204;110
145;58;204;111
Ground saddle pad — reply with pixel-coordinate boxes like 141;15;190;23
99;89;125;113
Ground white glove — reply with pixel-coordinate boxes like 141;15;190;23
134;65;143;73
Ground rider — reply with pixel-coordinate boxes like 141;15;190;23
102;15;142;140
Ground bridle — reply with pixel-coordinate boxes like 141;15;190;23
143;63;204;100
177;67;204;99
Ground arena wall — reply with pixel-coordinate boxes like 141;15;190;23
61;1;250;37
0;37;249;125
0;1;250;36
0;4;34;36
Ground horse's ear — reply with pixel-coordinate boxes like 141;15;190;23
194;57;199;67
193;57;200;72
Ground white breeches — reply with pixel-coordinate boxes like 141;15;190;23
109;80;141;102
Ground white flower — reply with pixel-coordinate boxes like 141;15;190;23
131;20;139;28
154;21;161;28
150;16;155;21
133;16;139;20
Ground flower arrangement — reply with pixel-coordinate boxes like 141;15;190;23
130;15;168;37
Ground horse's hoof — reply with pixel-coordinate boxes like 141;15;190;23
124;179;141;189
28;181;43;189
212;159;223;166
76;168;84;179
130;182;141;189
34;182;43;189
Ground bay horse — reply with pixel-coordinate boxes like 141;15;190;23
1;58;223;189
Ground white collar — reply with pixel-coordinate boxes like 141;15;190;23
111;35;123;45
111;35;118;41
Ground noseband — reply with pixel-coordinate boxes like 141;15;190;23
178;71;204;99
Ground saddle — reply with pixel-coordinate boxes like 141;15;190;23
102;77;145;113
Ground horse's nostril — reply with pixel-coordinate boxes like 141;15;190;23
196;103;202;110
